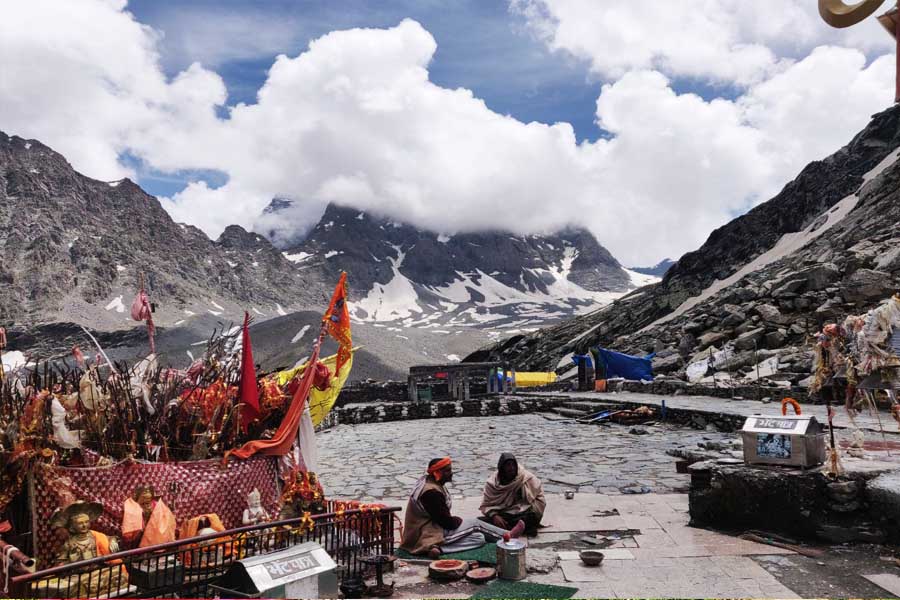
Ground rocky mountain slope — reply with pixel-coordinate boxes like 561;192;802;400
1;131;647;379
0;131;324;332
469;104;900;387
269;202;656;331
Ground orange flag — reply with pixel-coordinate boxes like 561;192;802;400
323;272;352;378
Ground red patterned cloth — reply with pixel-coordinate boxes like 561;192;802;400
31;456;279;566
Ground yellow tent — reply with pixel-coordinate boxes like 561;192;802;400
274;347;357;427
513;371;557;388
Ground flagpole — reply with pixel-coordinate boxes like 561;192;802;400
296;321;328;453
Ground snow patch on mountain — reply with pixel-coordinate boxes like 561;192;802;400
353;245;423;321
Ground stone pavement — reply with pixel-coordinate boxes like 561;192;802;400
364;492;799;599
527;390;900;436
317;413;733;501
317;409;898;597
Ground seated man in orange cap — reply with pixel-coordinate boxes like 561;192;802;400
400;457;524;558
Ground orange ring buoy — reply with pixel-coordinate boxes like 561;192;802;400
781;397;801;416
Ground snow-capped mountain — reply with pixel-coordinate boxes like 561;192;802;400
630;258;675;278
469;104;900;383
267;202;658;335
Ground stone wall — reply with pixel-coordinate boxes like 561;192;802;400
688;461;896;544
336;380;572;406
619;380;811;403
334;395;560;425
336;382;408;406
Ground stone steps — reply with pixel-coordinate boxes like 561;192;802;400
548;406;591;418
559;401;620;413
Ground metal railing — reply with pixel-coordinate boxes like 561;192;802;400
8;503;399;599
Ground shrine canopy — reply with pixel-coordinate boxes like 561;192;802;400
595;347;654;381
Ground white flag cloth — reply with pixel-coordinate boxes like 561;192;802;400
297;404;319;474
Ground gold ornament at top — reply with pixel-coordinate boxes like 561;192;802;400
819;0;898;36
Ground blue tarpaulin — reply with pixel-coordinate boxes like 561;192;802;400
571;354;594;368
595;347;654;381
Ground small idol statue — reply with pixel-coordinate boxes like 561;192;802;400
243;488;270;526
53;502;119;566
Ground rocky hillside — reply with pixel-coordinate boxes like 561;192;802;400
0;131;323;332
469;104;900;386
268;202;655;330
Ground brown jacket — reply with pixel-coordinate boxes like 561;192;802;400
399;477;451;554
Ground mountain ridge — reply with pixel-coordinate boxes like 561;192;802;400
467;104;900;385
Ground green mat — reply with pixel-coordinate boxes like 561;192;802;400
469;580;578;599
396;543;497;564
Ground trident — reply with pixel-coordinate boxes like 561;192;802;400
819;0;900;102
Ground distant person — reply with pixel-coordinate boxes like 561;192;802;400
400;457;524;558
479;453;546;536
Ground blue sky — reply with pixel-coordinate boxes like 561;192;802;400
127;0;606;197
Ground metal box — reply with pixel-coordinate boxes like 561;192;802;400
740;415;826;467
126;555;184;590
210;542;338;599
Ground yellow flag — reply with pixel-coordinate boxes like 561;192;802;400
275;348;356;426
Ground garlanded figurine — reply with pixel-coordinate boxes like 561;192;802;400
242;488;270;526
122;485;176;548
278;471;327;520
52;502;119;565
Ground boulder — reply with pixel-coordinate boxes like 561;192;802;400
875;245;900;273
678;333;697;357
796;263;841;291
816;298;843;318
683;320;705;334
734;321;758;335
734;328;765;351
697;331;729;351
789;322;806;336
841;269;895;303
654;352;683;373
720;305;746;328
765;330;787;349
772;279;805;298
753;303;784;324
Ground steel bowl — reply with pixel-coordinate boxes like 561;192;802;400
579;550;604;566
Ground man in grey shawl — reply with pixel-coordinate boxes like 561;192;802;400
479;452;546;535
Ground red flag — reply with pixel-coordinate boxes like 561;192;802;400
239;311;260;432
323;272;352;377
225;340;321;463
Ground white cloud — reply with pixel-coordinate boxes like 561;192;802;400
0;0;896;265
511;0;896;84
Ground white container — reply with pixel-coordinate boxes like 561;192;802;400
496;539;527;580
740;415;825;468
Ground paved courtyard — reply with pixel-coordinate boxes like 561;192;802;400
316;408;900;598
317;413;733;501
